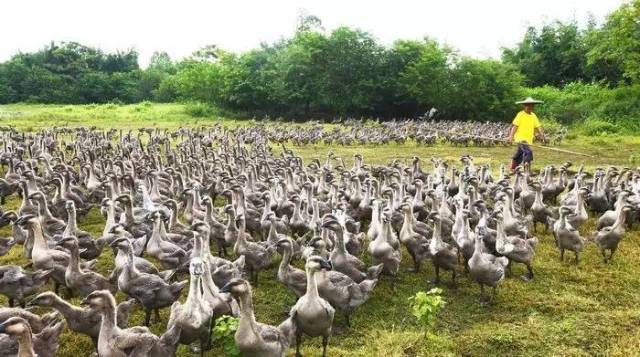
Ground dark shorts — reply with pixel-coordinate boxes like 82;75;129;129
511;143;533;169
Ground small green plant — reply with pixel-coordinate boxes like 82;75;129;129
212;315;241;357
408;288;446;337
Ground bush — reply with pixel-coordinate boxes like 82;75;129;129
580;119;621;136
184;102;215;117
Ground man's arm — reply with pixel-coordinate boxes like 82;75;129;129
535;127;545;143
508;125;518;143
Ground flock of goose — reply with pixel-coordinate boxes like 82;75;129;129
228;118;567;146
0;125;634;357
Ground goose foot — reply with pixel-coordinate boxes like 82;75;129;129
519;274;532;282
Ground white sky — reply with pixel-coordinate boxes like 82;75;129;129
0;0;625;67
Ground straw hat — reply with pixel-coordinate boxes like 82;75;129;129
516;97;544;105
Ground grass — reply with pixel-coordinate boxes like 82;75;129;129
0;103;640;356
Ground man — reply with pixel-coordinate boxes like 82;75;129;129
507;97;546;170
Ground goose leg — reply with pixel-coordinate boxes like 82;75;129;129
144;309;152;326
600;249;608;263
430;266;441;284
559;249;564;262
574;252;579;265
8;298;14;307
154;308;161;323
406;251;419;272
295;329;303;357
344;311;351;328
609;247;617;263
322;334;329;357
521;263;534;281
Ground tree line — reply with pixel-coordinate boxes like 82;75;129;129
0;0;638;123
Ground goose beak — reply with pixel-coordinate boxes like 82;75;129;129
109;239;122;248
0;321;7;334
220;282;232;294
15;215;33;227
79;297;90;307
320;259;333;271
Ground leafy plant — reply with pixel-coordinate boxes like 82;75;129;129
408;288;446;337
184;101;215;118
212;315;241;357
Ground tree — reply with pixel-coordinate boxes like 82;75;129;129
398;39;453;115
502;21;590;87
588;0;640;83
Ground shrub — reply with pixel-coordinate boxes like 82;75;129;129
408;288;446;337
580;119;621;136
212;316;240;357
184;102;215;117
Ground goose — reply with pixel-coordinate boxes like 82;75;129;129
145;211;189;270
233;215;275;287
290;256;335;357
116;237;188;326
0;307;59;335
495;213;538;281
276;238;307;298
468;226;509;304
427;212;458;286
0;316;65;357
553;207;586;264
0;212;29;258
565;187;590;230
597;190;632;229
0;265;52;307
591;205;634;263
322;214;383;283
80;290;165;357
62;200;107;260
56;236;115;297
108;237;174;283
221;279;295;357
27;192;66;237
454;209;476;271
26;291;136;347
531;183;555;233
398;202;431;272
16;215;94;295
190;222;239;315
167;257;213;354
367;214;401;277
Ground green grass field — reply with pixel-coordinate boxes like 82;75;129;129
0;103;639;356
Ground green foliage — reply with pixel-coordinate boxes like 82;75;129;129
212;316;241;357
588;0;640;83
502;21;593;86
184;102;215;117
580;119;621;136
522;83;640;133
408;288;446;335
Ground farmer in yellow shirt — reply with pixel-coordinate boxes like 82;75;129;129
507;97;546;170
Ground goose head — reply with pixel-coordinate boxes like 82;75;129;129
321;214;341;232
108;224;126;236
56;236;78;249
80;290;115;311
191;221;210;236
65;200;76;212
305;256;332;273
27;291;58;307
15;214;37;229
109;237;131;251
189;257;205;276
0;316;31;336
220;278;250;297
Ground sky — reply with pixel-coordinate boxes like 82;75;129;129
0;0;626;67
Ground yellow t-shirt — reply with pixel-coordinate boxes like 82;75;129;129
512;111;541;144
